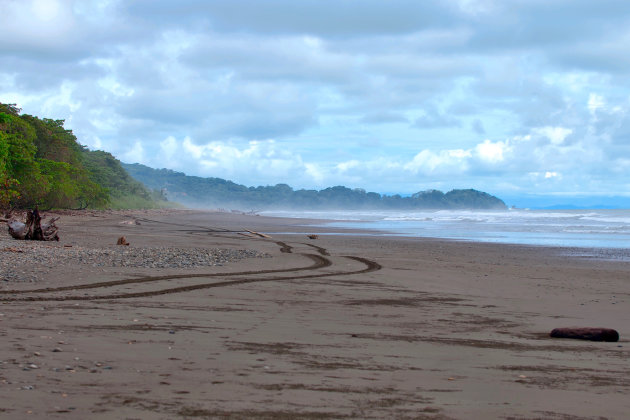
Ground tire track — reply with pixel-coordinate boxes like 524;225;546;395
0;255;381;302
275;241;293;253
0;254;330;295
302;243;330;256
0;219;381;302
0;229;301;296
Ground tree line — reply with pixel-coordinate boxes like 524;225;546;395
123;163;508;210
0;103;165;210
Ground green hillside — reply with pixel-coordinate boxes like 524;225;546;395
123;162;507;210
0;103;167;210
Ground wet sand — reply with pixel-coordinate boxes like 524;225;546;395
1;209;629;419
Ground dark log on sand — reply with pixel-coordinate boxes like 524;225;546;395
550;327;619;342
7;209;59;241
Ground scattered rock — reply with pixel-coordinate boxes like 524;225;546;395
0;238;267;283
116;236;130;246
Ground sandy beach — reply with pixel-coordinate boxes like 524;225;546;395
1;209;628;419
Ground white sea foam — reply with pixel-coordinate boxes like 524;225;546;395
262;208;630;248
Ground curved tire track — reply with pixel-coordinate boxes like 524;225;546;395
275;241;293;253
0;254;330;295
0;255;380;302
302;243;330;256
0;220;381;302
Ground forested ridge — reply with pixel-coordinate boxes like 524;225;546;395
123;163;507;210
0;101;506;211
0;103;166;210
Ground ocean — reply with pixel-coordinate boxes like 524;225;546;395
262;208;630;251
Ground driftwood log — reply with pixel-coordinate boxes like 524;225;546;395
7;209;59;241
550;327;619;342
244;229;271;239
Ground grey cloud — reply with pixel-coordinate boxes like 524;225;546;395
2;57;104;91
552;43;630;75
179;34;356;85
3;0;630;196
472;119;485;134
360;112;409;125
125;0;459;38
413;107;461;129
464;0;630;51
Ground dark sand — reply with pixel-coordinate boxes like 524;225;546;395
1;209;629;419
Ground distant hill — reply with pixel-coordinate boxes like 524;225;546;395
0;102;168;210
122;163;507;210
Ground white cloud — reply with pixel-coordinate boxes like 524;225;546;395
97;77;134;97
475;139;508;163
3;0;630;199
159;135;178;159
121;141;145;163
588;93;606;114
533;126;573;145
336;160;361;172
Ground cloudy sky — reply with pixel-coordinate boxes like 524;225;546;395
2;0;630;205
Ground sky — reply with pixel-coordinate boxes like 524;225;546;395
2;0;630;207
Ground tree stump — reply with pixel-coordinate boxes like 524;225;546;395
7;209;59;241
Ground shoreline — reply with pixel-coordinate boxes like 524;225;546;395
262;207;630;252
1;208;629;418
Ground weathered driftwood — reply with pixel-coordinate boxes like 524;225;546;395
550;327;619;342
7;209;59;241
244;229;271;239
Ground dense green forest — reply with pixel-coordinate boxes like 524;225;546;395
123;163;507;210
0;103;167;210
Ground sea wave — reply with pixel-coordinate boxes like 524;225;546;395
263;208;630;248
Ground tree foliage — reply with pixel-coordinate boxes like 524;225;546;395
0;102;163;210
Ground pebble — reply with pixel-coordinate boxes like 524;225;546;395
0;236;268;283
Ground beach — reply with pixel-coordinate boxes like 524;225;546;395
1;209;629;419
